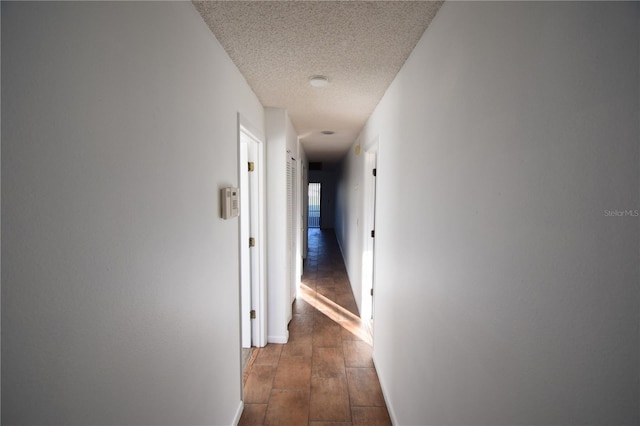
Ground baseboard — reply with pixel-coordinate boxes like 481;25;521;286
372;355;398;426
232;400;244;425
267;331;289;344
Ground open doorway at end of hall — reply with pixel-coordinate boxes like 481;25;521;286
308;182;321;229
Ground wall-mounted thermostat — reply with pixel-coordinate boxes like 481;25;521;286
221;187;239;219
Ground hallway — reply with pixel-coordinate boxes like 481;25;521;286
239;229;391;425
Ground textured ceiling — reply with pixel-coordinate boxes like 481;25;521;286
193;1;442;162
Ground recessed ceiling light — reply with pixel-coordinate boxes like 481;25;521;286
309;75;330;88
321;130;335;135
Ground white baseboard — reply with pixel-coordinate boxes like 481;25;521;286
232;400;244;425
267;331;289;344
372;355;398;426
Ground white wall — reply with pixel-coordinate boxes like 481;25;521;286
339;2;640;424
1;2;264;424
265;108;305;343
335;141;378;318
336;150;365;314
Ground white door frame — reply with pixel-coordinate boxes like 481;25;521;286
239;135;252;348
362;137;379;322
238;114;267;349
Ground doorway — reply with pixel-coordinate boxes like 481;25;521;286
238;116;267;366
362;146;377;323
308;183;321;228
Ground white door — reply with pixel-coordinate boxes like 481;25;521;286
239;129;265;348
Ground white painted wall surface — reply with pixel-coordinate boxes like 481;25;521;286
336;140;379;319
341;2;640;424
265;108;303;343
286;114;304;307
335;150;365;314
1;2;264;424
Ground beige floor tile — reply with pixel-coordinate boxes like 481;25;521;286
313;323;343;347
312;347;346;378
254;344;283;366
309;376;351;422
293;297;315;314
273;356;311;389
346;368;385;407
289;314;314;336
244;364;277;404
239;404;267;426
341;325;364;341
343;340;374;368
281;339;313;358
287;332;312;346
264;389;309;425
351;406;392;425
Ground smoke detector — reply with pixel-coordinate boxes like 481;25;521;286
309;75;330;88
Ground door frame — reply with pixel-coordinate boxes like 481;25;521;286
238;113;267;350
362;137;379;322
239;133;252;348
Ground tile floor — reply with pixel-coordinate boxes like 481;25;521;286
239;228;391;426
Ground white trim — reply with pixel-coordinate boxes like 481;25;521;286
239;138;252;349
239;113;265;144
267;331;289;344
238;113;267;349
361;136;379;322
237;113;268;405
232;400;244;426
372;354;397;426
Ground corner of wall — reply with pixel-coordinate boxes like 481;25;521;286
371;354;397;426
232;401;244;426
264;107;295;344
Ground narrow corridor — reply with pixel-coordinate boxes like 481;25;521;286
239;229;391;425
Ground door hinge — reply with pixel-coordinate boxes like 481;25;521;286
248;162;255;172
250;310;256;319
371;288;374;296
249;237;255;247
371;230;375;238
373;168;377;177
